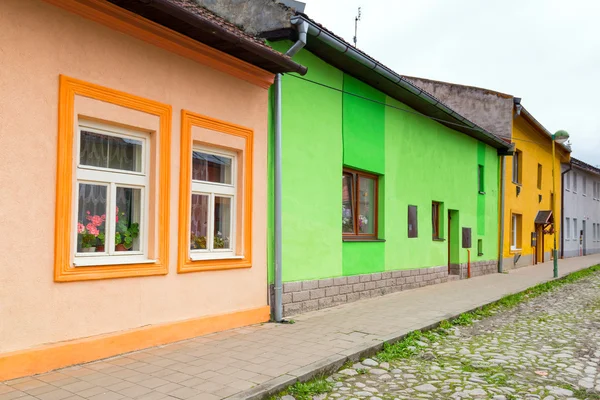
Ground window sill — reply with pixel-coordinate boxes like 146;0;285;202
478;253;484;257
73;258;157;267
342;238;386;243
512;181;522;186
432;238;446;242
509;248;522;254
478;191;486;195
190;254;244;262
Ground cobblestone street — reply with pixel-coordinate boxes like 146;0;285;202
312;271;600;400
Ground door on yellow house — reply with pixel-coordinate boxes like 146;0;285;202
535;224;544;264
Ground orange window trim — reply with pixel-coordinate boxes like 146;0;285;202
43;0;274;89
178;110;253;273
54;75;171;282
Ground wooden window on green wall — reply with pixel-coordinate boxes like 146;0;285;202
408;205;418;238
342;168;378;239
432;201;442;240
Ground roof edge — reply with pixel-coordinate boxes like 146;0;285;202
290;14;509;150
519;106;571;153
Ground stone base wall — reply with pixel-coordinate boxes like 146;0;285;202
502;254;533;271
450;260;497;279
275;266;449;317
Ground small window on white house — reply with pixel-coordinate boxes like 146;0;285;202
74;122;149;266
573;172;578;193
583;175;587;196
566;171;571;191
574;218;578;241
190;148;237;260
566;218;571;239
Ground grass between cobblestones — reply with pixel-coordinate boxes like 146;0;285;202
270;264;600;400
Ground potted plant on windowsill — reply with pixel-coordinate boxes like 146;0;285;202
115;208;139;251
77;211;106;252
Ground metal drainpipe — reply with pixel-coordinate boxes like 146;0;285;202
498;155;506;273
273;20;308;323
560;162;572;259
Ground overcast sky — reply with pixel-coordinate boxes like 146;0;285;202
302;0;600;166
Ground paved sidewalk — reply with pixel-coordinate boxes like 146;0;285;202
2;255;600;400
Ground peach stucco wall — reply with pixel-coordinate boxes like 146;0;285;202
0;0;269;353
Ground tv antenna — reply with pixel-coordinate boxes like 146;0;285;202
353;7;361;47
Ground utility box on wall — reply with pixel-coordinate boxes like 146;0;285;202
462;227;472;248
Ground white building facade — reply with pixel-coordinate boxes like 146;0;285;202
562;158;600;258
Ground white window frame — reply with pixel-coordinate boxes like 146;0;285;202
189;146;238;261
566;218;571;240
510;214;521;251
573;172;578;193
73;121;151;267
583;175;587;196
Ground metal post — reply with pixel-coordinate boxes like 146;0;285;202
273;73;283;321
498;156;506;273
552;138;558;278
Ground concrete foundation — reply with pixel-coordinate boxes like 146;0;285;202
274;262;498;317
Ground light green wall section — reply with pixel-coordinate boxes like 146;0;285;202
384;98;499;269
269;42;345;282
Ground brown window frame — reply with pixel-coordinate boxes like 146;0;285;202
537;163;543;190
342;168;379;239
432;201;441;240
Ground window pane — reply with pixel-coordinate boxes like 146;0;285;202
342;174;354;233
358;176;375;234
214;197;232;250
76;184;107;253
190;194;209;250
408;205;418;238
432;202;440;238
115;187;141;252
192;151;232;184
80;130;142;172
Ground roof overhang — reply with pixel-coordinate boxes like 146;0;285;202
534;210;553;225
106;0;307;75
519;106;571;154
267;15;510;151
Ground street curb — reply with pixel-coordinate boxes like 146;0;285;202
227;263;595;399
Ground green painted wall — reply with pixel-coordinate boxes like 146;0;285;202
384;98;499;269
268;41;344;282
268;44;500;283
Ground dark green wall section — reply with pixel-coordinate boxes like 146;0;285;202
342;75;386;174
341;74;386;276
477;142;486;235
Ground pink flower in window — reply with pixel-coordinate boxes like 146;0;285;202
86;223;99;237
77;222;85;234
90;215;103;226
101;214;106;221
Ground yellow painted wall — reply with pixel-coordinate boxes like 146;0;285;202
503;116;570;264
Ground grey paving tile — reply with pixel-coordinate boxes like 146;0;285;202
35;389;74;400
164;386;200;399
